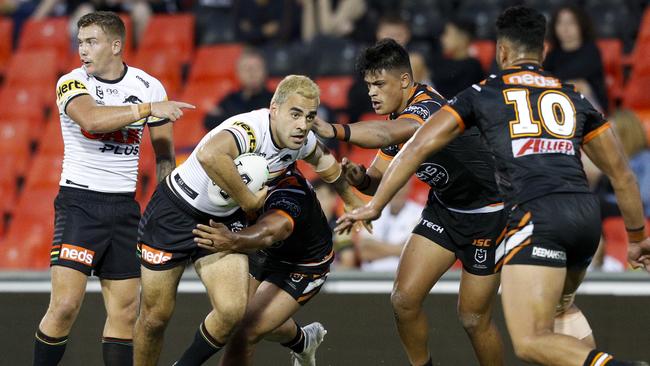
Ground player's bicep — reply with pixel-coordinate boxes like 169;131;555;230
65;94;98;129
257;209;295;243
198;130;241;161
582;128;629;178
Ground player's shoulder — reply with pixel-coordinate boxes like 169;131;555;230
223;108;269;131
57;67;89;86
125;65;164;92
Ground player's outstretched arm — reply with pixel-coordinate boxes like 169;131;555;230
197;130;268;214
66;94;194;133
312;116;420;148
148;122;175;181
336;109;461;232
194;212;293;253
583;129;650;270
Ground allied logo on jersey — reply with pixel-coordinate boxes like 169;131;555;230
95;86;104;99
136;75;150;88
56;79;88;101
139;243;172;265
503;72;561;88
512;138;575;158
233;121;257;152
415;163;449;188
59;244;94;266
123;95;143;104
531;247;566;261
474;248;488;264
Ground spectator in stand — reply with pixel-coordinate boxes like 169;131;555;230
300;0;367;42
348;16;411;122
358;183;423;272
545;5;608;112
431;18;484;99
203;48;273;130
311;179;357;269
234;0;299;44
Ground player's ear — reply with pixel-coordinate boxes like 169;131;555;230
496;40;508;69
400;72;411;89
111;38;122;56
270;102;278;117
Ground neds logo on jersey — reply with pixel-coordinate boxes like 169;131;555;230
512;138;575;157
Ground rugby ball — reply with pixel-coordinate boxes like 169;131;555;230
207;153;269;208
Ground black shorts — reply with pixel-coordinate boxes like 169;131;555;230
50;186;141;279
249;253;329;306
137;181;247;271
411;200;507;276
498;193;601;270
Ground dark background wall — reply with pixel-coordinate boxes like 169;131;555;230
2;293;649;365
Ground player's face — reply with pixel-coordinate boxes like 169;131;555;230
78;25;120;76
271;93;318;149
364;69;408;115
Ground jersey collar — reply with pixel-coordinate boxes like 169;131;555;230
94;63;129;84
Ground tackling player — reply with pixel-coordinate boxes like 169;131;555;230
133;75;363;366
33;11;192;366
179;168;331;366
312;39;505;366
340;7;650;366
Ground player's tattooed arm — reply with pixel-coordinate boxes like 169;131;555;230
194;212;293;253
197;130;268;214
312;116;420;148
149;122;175;181
582;128;650;270
336;109;461;232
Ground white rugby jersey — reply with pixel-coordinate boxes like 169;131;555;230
55;64;168;193
169;108;318;216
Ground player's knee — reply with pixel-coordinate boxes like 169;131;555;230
391;288;420;315
215;301;247;330
138;305;173;335
457;310;487;335
511;335;542;362
49;296;83;325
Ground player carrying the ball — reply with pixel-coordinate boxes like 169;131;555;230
134;75;363;366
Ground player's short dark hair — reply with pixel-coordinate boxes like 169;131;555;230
356;38;412;77
548;5;595;48
496;6;546;54
78;11;126;41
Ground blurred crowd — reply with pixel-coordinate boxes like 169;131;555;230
2;0;649;273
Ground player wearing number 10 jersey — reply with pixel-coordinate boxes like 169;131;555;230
341;6;650;366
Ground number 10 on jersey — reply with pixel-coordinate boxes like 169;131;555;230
504;89;576;139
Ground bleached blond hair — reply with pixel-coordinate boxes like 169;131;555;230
271;75;320;106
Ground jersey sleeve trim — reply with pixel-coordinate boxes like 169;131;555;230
377;150;394;161
63;93;88;115
441;105;466;132
397;113;425;125
582;121;611;145
268;208;295;231
147;118;170;127
224;129;243;155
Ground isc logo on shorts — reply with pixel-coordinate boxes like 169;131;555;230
140;243;172;265
59;244;95;266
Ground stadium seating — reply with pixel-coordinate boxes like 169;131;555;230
132;49;183;98
316;76;355;110
18;17;69;72
138;14;194;64
188;44;243;84
0;118;32;178
469;40;496;73
4;50;58;103
0;17;12;77
623;74;650;109
596;39;624;108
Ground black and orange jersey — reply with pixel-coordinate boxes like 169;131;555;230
379;83;502;210
258;168;333;273
445;63;609;205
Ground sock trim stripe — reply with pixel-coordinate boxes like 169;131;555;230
590;352;610;366
35;332;68;346
199;324;221;350
101;337;133;345
596;354;612;366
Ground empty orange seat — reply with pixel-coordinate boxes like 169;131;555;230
173;113;206;150
23;153;63;190
18;17;70;72
0;86;47;123
0;17;12;76
181;79;237;114
469;40;496;72
0;119;32;177
316;77;354;110
188;44;243;84
623;75;650;109
5;50;57;101
596;39;623;107
139;14;194;64
133;49;183;97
